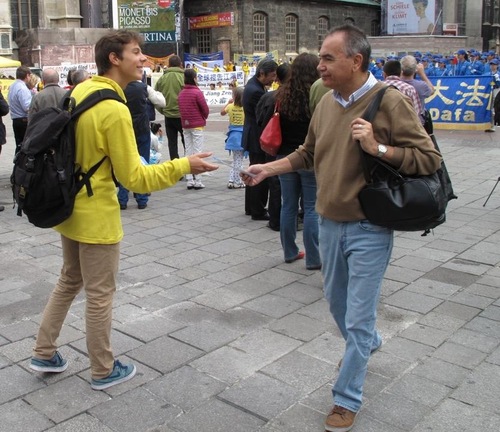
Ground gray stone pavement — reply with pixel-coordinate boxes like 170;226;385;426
1;108;500;432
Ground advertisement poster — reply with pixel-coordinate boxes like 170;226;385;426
114;0;180;43
384;0;440;35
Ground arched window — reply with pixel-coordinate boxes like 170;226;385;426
318;16;330;51
371;20;380;36
253;12;268;53
344;17;355;26
285;14;298;54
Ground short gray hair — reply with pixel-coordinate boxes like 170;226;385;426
401;55;417;77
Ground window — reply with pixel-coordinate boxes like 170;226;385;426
196;29;211;54
371;20;380;36
285;14;298;54
456;0;466;35
318;16;329;51
1;33;11;50
253;12;268;52
10;0;39;32
344;17;355;26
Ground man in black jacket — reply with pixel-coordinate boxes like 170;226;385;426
242;59;278;220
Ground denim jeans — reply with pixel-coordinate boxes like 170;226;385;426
118;132;150;206
319;217;393;412
278;167;320;268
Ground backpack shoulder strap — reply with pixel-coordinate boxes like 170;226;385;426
71;89;124;196
71;89;125;118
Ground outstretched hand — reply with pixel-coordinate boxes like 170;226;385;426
187;152;219;175
240;164;267;186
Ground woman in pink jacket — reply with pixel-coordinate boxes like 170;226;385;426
178;68;210;189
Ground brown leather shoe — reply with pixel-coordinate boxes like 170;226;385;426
325;405;356;432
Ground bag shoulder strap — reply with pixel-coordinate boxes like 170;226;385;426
359;86;391;182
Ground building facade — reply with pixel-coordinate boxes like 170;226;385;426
0;1;490;68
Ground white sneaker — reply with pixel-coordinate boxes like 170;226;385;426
194;180;205;190
187;180;195;190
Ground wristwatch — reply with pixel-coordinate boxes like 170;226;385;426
376;144;388;158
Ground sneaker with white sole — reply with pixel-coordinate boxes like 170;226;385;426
30;351;68;373
193;180;205;190
187;180;195;190
90;360;136;390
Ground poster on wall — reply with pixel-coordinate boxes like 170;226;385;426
382;0;442;35
113;0;180;43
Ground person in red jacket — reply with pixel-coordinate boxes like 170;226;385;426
178;68;209;189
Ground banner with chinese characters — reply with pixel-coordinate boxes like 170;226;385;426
427;76;493;130
114;0;180;43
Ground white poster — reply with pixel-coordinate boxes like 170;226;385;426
387;0;436;35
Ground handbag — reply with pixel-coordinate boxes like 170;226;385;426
357;86;456;232
259;102;282;156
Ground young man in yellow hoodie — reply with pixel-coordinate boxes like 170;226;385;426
29;30;217;390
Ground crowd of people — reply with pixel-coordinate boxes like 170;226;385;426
370;48;500;79
0;26;488;432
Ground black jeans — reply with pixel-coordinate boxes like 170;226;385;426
164;116;185;160
245;151;269;217
12;118;28;154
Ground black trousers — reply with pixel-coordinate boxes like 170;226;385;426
245;151;269;217
12;118;28;154
164;116;185;160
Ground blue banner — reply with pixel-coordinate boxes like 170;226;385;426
427;76;493;130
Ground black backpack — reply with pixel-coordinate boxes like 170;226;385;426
11;89;124;228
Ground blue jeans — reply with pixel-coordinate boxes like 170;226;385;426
278;167;320;268
118;132;150;206
319;217;393;412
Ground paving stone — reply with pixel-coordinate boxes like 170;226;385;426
0;337;35;362
448;327;500;353
0;399;54;432
219;372;304;420
267;312;332;342
417;310;467;332
260;351;334;394
48;413;115;431
70;328;143;357
127;335;203;373
391;255;442;272
464;315;500;338
0;364;45;404
89;386;182;432
115;315;185;343
451;361;500;414
380;337;435;363
432;301;481;321
412;398;500;432
400;323;451;348
168;399;265;432
384;265;425;284
432;341;488;369
297;331;345;366
155;301;223;324
363;391;431;430
487;345;500;366
480;304;500;322
411;357;471;389
264;402;329;432
24;375;108;423
294;299;332;324
272;281;324;305
404;277;462;299
146;365;226;411
367;351;413;379
384;289;443;314
242;293;304;318
0;319;39;342
170;320;242;351
423;267;479;287
387;373;452;407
